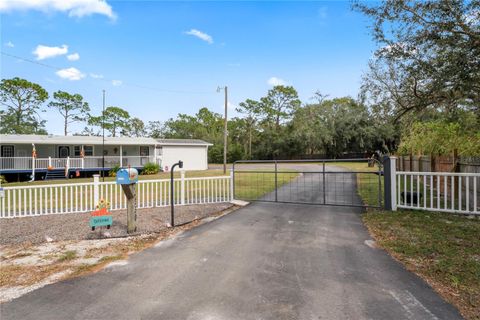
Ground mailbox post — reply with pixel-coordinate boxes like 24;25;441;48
116;168;139;234
170;160;183;227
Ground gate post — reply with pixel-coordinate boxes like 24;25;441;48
383;156;397;211
274;161;278;202
230;169;234;201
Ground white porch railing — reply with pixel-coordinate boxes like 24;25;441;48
0;156;157;171
396;171;479;215
0;173;233;218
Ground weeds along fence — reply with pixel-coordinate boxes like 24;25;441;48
0;174;233;218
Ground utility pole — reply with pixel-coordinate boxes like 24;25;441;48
102;90;106;182
217;86;228;174
223;86;228;174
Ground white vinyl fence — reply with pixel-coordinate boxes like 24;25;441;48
0;173;233;218
396;171;479;215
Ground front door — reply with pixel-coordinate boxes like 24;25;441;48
58;146;70;158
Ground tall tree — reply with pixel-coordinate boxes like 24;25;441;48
260;85;301;128
236;99;261;159
354;0;480;119
88;106;130;137
48;90;90;135
0;77;48;134
147;121;166;138
126;117;146;137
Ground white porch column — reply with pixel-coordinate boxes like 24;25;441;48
81;145;85;169
120;145;123;167
153;144;157;164
48;156;52;167
66;156;70;177
31;155;36;181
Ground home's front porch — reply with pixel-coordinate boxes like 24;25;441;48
0;155;158;173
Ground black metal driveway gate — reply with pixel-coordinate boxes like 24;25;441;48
232;159;383;208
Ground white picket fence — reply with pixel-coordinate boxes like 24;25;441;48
395;171;479;215
0;173;233;218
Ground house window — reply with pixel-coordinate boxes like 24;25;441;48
84;146;93;156
1;145;14;157
140;146;149;156
74;146;93;156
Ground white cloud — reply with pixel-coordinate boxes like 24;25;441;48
67;53;80;61
56;67;85;80
33;44;68;60
90;73;103;79
0;0;116;20
267;77;287;86
112;79;122;86
185;29;213;44
318;6;328;19
5;41;14;48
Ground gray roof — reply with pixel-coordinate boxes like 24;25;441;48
0;134;212;146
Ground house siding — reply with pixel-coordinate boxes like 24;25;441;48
161;146;208;171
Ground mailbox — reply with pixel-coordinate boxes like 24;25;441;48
116;168;139;184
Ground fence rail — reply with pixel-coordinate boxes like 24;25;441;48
0;174;233;218
396;171;479;215
0;156;157;171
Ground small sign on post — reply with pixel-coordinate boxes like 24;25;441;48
90;201;112;231
116;168;138;234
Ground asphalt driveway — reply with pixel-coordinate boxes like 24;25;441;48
0;168;462;319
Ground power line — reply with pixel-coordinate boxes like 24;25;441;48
1;51;216;95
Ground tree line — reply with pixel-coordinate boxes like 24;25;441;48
1;1;479;161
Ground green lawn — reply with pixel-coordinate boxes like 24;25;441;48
233;171;299;201
327;161;383;207
364;210;480;320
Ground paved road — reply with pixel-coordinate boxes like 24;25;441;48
0;169;462;320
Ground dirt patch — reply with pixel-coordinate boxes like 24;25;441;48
0;203;233;245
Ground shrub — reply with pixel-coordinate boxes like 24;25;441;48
0;175;6;184
142;162;160;175
108;164;121;177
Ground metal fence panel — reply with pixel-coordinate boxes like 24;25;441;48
233;159;383;208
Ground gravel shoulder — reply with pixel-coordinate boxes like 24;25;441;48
0;203;233;245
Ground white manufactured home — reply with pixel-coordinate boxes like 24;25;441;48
0;134;212;179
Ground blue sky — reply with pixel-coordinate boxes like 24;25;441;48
1;1;377;135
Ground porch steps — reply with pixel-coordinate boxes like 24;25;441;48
45;169;68;180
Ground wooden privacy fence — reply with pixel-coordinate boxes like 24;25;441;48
0;173;233;218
